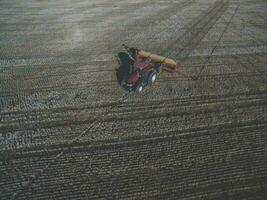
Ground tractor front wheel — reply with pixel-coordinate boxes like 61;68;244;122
135;82;144;93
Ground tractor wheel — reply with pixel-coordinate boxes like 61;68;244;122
135;82;144;94
147;69;157;84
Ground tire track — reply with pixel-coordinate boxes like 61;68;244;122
1;90;266;131
2;119;266;160
160;0;229;58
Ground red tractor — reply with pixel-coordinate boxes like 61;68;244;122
116;44;177;93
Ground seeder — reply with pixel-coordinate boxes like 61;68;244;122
117;44;181;93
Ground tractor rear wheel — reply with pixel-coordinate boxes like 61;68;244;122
147;69;157;84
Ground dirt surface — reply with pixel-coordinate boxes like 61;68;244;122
0;0;267;199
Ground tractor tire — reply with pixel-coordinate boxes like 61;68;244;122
135;82;144;94
147;69;157;84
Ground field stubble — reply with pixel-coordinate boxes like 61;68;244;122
0;0;267;199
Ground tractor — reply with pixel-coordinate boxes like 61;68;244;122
116;44;177;93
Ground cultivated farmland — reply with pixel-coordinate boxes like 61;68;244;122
0;0;267;199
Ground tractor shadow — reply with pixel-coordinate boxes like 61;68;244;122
115;52;134;89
